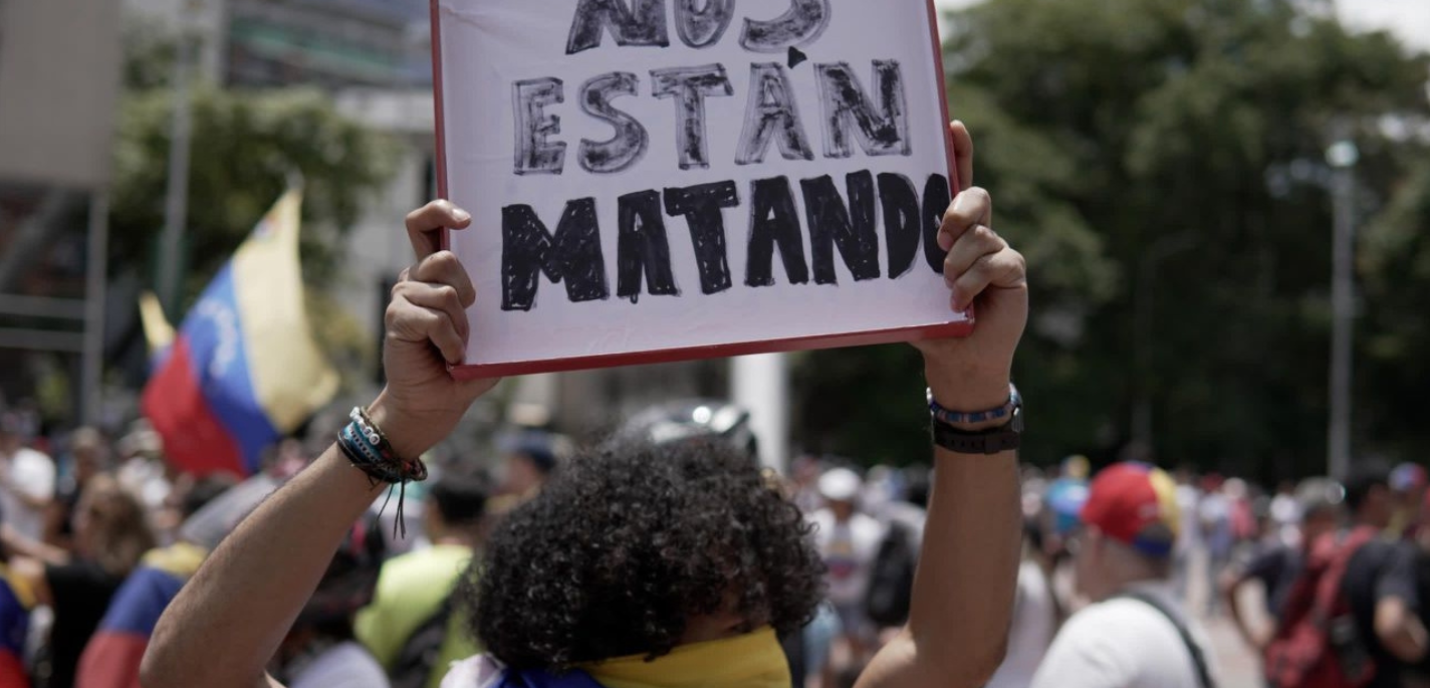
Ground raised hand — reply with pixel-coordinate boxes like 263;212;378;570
369;201;500;458
914;121;1029;413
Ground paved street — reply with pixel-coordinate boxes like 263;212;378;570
1203;613;1263;688
1185;550;1265;688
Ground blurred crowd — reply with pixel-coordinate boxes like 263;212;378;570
5;400;1430;688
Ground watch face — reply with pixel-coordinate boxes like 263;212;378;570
1010;405;1025;433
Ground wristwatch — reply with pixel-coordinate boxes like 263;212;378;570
929;388;1023;455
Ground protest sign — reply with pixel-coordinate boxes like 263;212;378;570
432;0;968;377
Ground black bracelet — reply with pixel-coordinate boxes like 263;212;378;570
931;419;1022;455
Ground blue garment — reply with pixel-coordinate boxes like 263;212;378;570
498;668;604;688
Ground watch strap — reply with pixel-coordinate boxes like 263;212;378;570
931;419;1022;455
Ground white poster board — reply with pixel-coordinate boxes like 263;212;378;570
432;0;967;377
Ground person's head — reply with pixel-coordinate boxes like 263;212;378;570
1344;462;1393;528
70;427;108;483
425;472;490;543
180;475;239;521
500;433;559;496
1043;476;1090;563
1299;489;1344;548
1061;455;1090;481
1072;463;1180;602
73;475;156;577
463;439;823;671
150;473;238;540
1391;463;1427;524
818;467;862;521
0;413;26;455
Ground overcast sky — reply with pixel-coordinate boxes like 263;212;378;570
932;0;1430;51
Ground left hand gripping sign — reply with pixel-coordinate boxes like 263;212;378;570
434;0;969;377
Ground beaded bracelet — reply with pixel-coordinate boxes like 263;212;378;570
926;383;1020;425
337;406;428;538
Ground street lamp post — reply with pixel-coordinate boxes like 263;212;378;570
158;0;200;318
1326;138;1358;479
1132;232;1198;449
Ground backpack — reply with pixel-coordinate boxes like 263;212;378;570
864;521;918;627
1264;526;1379;688
389;595;458;688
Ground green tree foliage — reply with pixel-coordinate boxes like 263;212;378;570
111;86;395;297
1361;158;1430;459
108;21;395;388
795;0;1430;478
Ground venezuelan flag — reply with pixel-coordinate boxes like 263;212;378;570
141;190;338;477
137;291;175;370
0;564;35;688
75;543;207;688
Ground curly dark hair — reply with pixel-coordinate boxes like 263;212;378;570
458;438;825;670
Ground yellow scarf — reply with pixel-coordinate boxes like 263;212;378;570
580;627;790;688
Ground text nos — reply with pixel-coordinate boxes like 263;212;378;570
501;170;952;311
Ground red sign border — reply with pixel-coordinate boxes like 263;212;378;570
430;0;970;380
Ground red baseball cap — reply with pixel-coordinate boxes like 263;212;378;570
1080;462;1181;558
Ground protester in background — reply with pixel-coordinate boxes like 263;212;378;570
149;473;238;546
270;515;388;688
1335;464;1426;687
1172;468;1202;602
1044;459;1091;573
1;502;35;688
789;455;826;515
75;475;243;688
484;431;559;519
1391;463;1428;540
1198;474;1235;616
986;490;1084;688
113;423;171;516
499;432;557;499
1268;480;1302;544
1030;462;1219;688
357;473;488;688
1406;489;1430;688
3;475;155;688
1;413;57;543
863;466;929;636
1223;480;1343;652
46;428;107;551
811;466;887;670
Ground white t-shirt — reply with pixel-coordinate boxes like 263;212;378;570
809;509;886;606
1;447;56;541
441;655;501;688
1029;583;1217;688
289;641;390;688
1174;484;1201;555
985;561;1057;688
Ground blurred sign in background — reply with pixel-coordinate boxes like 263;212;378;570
0;0;123;188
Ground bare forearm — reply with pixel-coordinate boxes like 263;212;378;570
1223;580;1258;648
1378;599;1429;663
910;449;1021;680
141;446;381;688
